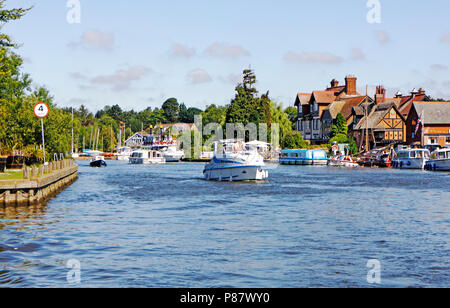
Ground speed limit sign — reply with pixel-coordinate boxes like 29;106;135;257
33;102;49;118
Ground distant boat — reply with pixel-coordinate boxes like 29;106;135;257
328;155;359;168
279;149;328;166
203;140;268;182
115;147;132;161
392;148;430;170
152;145;184;162
90;155;107;168
425;148;450;171
129;149;165;165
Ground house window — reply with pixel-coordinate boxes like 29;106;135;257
428;137;438;144
446;136;450;145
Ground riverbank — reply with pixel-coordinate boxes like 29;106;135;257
0;160;78;207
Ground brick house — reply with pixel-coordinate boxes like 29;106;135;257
295;75;361;144
406;102;450;147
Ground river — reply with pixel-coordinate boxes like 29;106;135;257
0;161;449;287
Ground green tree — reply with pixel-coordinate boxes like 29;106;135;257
330;112;348;138
162;98;179;123
282;131;306;149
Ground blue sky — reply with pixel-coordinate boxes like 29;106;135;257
4;0;450;112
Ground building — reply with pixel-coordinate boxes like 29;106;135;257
352;102;407;150
124;132;154;148
375;86;430;118
406;102;450;147
321;96;373;140
295;75;361;144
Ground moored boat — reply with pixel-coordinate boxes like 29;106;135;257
279;149;328;166
90;155;107;168
203;140;268;182
392;148;430;170
152;144;184;162
115;147;132;161
425;148;450;171
328;155;359;168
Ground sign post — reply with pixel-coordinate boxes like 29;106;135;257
33;103;50;164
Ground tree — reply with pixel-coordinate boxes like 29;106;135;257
242;68;258;97
162;98;179;123
284;106;297;129
282;131;306;149
0;1;31;48
330;113;348;138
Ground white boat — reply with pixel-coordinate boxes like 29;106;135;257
425;148;450;171
115;147;132;161
280;149;328;165
90;155;107;168
328;155;359;167
392;148;430;169
203;140;268;182
129;150;166;165
152;145;184;162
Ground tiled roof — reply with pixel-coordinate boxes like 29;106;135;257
355;103;402;130
312;91;337;103
295;93;312;106
326;101;347;118
339;96;367;119
413;102;450;124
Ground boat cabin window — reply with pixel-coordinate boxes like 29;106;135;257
438;151;446;159
397;152;409;159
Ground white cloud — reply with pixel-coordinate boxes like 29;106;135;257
351;48;366;61
440;33;450;43
186;69;213;84
430;64;448;71
206;42;250;59
91;66;152;91
376;31;390;44
69;72;87;79
170;44;196;58
68;29;115;50
283;51;344;64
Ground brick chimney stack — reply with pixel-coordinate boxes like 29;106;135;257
330;79;339;88
375;86;386;104
345;75;357;96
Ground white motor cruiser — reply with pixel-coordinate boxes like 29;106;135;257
153;144;184;162
129;149;166;165
425;148;450;171
392;148;430;170
115;147;132;161
203;140;268;182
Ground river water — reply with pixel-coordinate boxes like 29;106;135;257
0;161;449;287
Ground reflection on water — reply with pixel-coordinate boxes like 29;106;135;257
0;161;449;287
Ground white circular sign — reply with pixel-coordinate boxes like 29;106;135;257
34;103;49;118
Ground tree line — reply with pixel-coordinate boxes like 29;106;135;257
0;1;305;162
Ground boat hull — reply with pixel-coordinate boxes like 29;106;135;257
164;153;184;162
203;165;268;181
279;158;328;166
129;158;165;165
425;159;450;171
90;160;107;168
392;158;427;169
328;161;359;168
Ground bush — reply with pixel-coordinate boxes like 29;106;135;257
282;131;307;149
